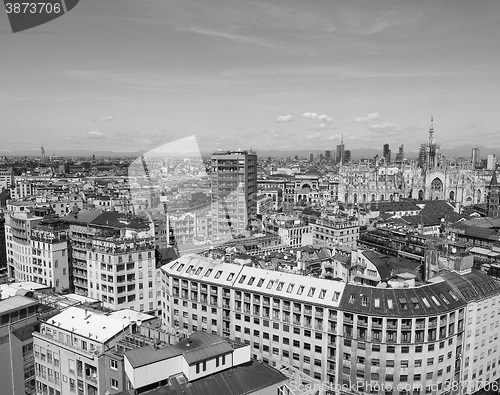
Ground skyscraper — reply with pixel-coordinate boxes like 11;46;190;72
325;150;331;162
383;143;391;163
471;147;480;167
210;150;257;240
336;134;345;164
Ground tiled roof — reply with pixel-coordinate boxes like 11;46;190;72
340;279;467;317
440;269;500;302
163;255;346;308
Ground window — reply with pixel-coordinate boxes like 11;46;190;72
286;284;294;293
266;280;274;289
297;286;305;295
276;282;284;291
110;360;118;370
308;287;316;297
110;378;119;389
319;289;326;299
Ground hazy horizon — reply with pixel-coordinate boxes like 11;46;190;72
1;1;500;153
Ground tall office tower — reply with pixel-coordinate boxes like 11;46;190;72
308;152;314;162
395;145;404;165
210;150;257;240
383;143;391;163
487;154;496;170
471;147;480;167
336;134;345;164
486;171;499;218
325;150;331;162
344;150;351;164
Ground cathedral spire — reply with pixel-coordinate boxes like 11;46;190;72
429;115;434;145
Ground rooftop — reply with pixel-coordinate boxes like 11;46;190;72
44;306;155;343
119;359;287;395
0;295;38;315
126;331;235;369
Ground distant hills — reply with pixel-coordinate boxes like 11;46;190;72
1;144;498;159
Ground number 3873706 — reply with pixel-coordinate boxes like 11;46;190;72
5;2;62;14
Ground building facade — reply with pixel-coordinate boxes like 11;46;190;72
210;150;257;240
161;254;500;395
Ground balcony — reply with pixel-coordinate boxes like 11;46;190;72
315;311;323;318
86;374;97;384
357;320;368;328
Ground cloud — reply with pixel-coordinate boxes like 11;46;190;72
317;114;333;124
354;113;381;123
302;112;319;120
369;123;402;134
275;114;293;123
84;130;104;139
93;115;114;122
306;132;323;140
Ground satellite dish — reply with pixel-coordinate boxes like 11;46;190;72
451;247;457;254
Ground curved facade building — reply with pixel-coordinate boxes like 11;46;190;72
161;254;500;395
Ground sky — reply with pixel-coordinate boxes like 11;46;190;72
1;0;500;154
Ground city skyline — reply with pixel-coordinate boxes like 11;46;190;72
1;1;500;153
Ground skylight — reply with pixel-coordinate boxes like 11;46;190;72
176;264;185;272
319;289;326;299
266;280;274;289
214;270;222;279
431;296;441;306
276;282;284;291
422;297;431;308
257;279;264;287
286;284;294;293
204;269;212;277
227;273;234;281
308;287;316;297
248;277;255;286
238;275;246;284
297;286;304;295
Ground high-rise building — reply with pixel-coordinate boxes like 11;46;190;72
487;154;496;170
308;152;314;162
344;149;351;164
383;143;391;163
471;147;480;166
395;144;404;165
325;150;331;162
336;135;345;165
210;150;257;240
486;171;499;218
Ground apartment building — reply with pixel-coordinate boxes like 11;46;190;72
210;150;257;240
0;295;40;395
87;235;161;315
311;214;360;249
4;202;44;282
161;254;500;395
33;306;155;395
30;218;71;293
